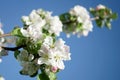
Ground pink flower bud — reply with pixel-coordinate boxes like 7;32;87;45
51;66;58;73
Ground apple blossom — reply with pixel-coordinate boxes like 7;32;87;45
69;5;93;37
38;36;71;70
21;9;63;41
0;4;117;80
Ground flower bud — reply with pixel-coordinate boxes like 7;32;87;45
51;66;58;73
96;4;106;10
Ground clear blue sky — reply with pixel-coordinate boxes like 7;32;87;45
0;0;120;80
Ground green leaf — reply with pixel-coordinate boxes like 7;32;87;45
42;28;50;36
16;37;26;46
59;13;71;23
70;15;76;22
110;13;118;19
37;73;50;80
11;27;24;37
30;71;38;77
89;8;96;15
98;9;106;18
96;19;104;27
14;50;20;59
49;72;57;80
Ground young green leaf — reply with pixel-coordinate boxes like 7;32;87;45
11;27;24;37
37;73;50;80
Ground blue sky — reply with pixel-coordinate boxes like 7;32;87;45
0;0;120;80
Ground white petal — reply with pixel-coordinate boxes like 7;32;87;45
20;28;29;37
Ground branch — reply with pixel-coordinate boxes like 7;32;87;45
0;33;12;38
2;45;26;51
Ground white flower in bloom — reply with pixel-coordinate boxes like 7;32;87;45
20;62;39;76
48;16;63;36
22;16;32;25
43;36;53;46
54;38;71;61
38;37;71;70
96;4;106;10
29;10;42;23
17;50;34;62
17;50;39;76
37;9;52;19
21;20;46;41
37;36;53;65
69;5;93;37
38;9;63;36
21;9;63;40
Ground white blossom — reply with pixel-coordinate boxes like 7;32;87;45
29;10;42;23
16;50;39;76
20;62;39;76
37;9;52;20
37;36;53;65
21;20;46;42
38;37;71;70
54;38;71;61
69;5;93;37
21;9;63;42
17;50;34;62
21;16;32;25
48;16;63;36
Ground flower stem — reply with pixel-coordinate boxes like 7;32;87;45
0;33;12;38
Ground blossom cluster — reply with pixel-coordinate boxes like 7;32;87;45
90;4;118;29
0;4;117;80
60;5;93;38
11;9;71;78
69;5;93;37
21;9;63;42
38;36;71;70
